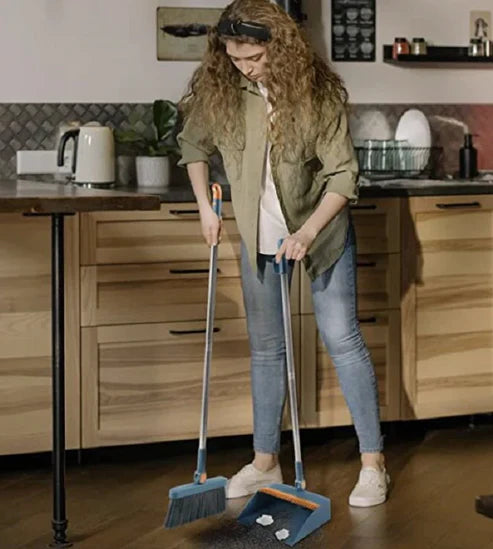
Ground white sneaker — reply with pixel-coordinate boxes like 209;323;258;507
348;467;390;507
226;463;283;499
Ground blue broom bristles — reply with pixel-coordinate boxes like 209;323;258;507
164;476;227;528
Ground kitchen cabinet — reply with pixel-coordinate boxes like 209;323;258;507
0;214;80;455
80;205;300;447
300;198;401;428
6;190;493;456
401;196;493;419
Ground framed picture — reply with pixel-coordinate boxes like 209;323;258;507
157;7;223;61
331;0;376;62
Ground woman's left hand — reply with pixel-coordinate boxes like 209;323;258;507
275;227;318;263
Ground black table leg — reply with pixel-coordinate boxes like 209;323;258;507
49;213;72;548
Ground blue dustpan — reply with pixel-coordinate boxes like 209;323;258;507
238;479;331;546
238;244;331;545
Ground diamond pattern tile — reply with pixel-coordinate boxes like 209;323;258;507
0;102;491;179
0;103;152;178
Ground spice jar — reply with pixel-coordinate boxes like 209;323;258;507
393;37;410;59
411;37;427;55
469;38;485;57
482;38;492;57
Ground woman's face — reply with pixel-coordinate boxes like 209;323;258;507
225;40;268;83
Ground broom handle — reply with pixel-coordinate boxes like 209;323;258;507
194;183;222;484
276;241;306;491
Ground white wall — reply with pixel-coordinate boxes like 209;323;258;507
1;0;492;104
307;0;493;103
0;0;229;103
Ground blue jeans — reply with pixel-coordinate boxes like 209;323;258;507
240;222;383;455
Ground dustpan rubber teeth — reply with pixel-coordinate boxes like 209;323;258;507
258;487;320;511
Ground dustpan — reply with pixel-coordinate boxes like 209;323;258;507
238;481;331;546
238;242;331;545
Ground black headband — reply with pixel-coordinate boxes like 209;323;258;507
217;18;271;41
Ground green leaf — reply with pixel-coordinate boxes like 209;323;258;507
114;129;146;144
153;100;178;141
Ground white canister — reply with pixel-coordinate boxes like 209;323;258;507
135;156;170;188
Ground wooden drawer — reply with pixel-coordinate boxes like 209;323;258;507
351;197;400;254
82;319;253;447
81;317;300;447
81;259;300;326
300;311;401;428
80;202;240;265
301;253;400;314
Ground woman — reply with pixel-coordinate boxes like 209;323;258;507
177;0;389;508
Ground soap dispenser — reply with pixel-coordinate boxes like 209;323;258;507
459;133;478;179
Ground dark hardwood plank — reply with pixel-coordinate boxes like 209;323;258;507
2;424;493;549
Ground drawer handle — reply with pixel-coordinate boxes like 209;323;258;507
350;204;377;210
358;316;377;324
169;327;221;336
169;209;200;216
435;201;481;209
170;268;220;275
356;261;377;268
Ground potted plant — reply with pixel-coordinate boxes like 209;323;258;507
115;99;179;187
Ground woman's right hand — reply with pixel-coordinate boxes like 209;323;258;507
199;205;222;246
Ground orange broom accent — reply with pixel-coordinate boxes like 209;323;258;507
258;487;320;511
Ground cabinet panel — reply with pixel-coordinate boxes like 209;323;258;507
82;320;253;447
350;198;400;254
301;253;400;314
301;311;401;428
81;259;300;326
80;203;239;265
402;196;493;419
82;317;300;447
0;214;80;455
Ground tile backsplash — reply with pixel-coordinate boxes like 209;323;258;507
0;103;152;180
0;102;492;180
350;104;493;177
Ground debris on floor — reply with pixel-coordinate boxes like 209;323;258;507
256;514;274;526
275;528;290;541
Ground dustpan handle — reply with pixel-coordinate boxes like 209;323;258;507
194;183;222;484
275;239;306;491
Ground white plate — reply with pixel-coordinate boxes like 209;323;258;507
395;109;431;171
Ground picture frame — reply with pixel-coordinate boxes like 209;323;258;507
157;7;223;61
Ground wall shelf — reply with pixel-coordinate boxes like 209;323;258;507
383;45;493;68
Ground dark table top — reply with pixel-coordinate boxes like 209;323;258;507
116;177;493;203
0;179;161;214
7;176;493;212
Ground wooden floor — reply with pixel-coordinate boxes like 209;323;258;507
2;420;493;549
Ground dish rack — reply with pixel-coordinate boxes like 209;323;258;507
354;145;443;179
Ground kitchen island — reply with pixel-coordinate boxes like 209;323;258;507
0;179;160;547
2;177;492;458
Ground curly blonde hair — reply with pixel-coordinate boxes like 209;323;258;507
179;0;348;150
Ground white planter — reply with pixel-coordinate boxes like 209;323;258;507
135;156;170;188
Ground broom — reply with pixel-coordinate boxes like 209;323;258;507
164;183;227;528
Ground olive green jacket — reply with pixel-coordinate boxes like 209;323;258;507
177;77;359;280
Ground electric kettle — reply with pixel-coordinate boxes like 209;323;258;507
57;122;115;187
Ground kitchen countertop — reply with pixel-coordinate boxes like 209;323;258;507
0;178;160;213
8;175;493;205
114;176;493;202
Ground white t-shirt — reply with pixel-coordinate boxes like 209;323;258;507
257;82;289;255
